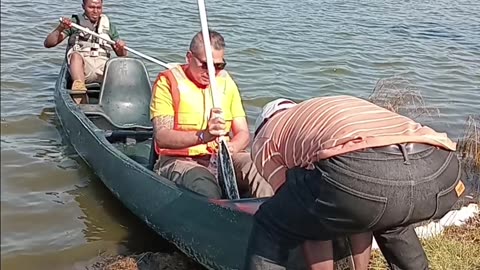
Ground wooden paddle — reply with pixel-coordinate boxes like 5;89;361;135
196;0;240;200
60;18;172;69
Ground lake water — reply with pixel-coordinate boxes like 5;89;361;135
1;0;479;269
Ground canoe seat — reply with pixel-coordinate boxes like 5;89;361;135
81;57;153;130
68;89;100;95
79;104;104;114
85;82;101;90
80;104;153;129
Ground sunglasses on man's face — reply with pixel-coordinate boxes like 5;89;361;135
193;54;227;70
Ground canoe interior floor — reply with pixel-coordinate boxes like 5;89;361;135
113;138;152;168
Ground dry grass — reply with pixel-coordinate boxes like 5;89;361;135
368;78;480;270
369;77;479;201
368;77;439;120
369;211;480;270
457;115;480;194
457;115;480;205
85;252;203;270
88;215;480;270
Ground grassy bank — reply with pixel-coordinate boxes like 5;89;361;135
91;212;480;270
85;252;202;270
369;211;480;270
368;83;480;269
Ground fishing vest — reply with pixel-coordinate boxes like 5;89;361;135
67;14;112;58
155;65;232;157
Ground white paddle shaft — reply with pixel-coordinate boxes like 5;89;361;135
60;18;172;69
196;0;221;110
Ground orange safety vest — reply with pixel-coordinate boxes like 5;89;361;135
154;65;232;156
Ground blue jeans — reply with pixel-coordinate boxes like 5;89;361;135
245;143;463;270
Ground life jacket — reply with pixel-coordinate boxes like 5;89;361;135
155;65;232;157
67;13;112;58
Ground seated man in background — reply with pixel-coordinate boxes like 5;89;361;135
44;0;127;103
150;29;273;199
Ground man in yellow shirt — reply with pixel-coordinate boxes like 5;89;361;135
149;30;272;199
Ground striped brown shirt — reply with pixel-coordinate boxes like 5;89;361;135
252;95;457;192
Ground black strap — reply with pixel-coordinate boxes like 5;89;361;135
398;143;411;165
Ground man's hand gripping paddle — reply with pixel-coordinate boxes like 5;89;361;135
196;0;240;200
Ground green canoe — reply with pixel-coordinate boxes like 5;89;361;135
54;57;353;270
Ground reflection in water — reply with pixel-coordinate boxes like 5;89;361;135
1;114;87;270
72;179;205;270
1;111;194;270
72;172;176;254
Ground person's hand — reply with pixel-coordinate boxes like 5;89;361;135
113;39;126;51
204;108;226;140
225;142;237;154
58;17;72;31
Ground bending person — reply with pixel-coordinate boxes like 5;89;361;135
245;95;464;270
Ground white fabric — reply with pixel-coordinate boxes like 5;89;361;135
372;203;479;249
254;98;297;134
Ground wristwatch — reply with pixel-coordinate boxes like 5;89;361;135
198;131;206;143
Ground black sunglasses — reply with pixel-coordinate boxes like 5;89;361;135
193;54;227;70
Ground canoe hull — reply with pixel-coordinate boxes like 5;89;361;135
54;59;351;270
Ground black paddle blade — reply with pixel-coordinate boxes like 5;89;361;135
333;236;355;270
217;140;240;200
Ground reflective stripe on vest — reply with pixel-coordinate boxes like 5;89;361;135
155;65;231;157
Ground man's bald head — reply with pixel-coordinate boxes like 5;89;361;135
83;0;102;5
189;29;225;56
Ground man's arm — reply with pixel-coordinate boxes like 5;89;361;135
44;23;68;48
150;76;223;149
251;137;286;192
109;23;127;56
228;116;250;154
112;40;127;57
152;115;206;149
152;115;226;149
227;79;250;153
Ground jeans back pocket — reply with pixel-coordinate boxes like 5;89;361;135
313;175;388;233
432;179;463;220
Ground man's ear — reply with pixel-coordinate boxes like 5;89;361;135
186;51;192;64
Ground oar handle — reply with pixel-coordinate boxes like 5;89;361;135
59;18;172;69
